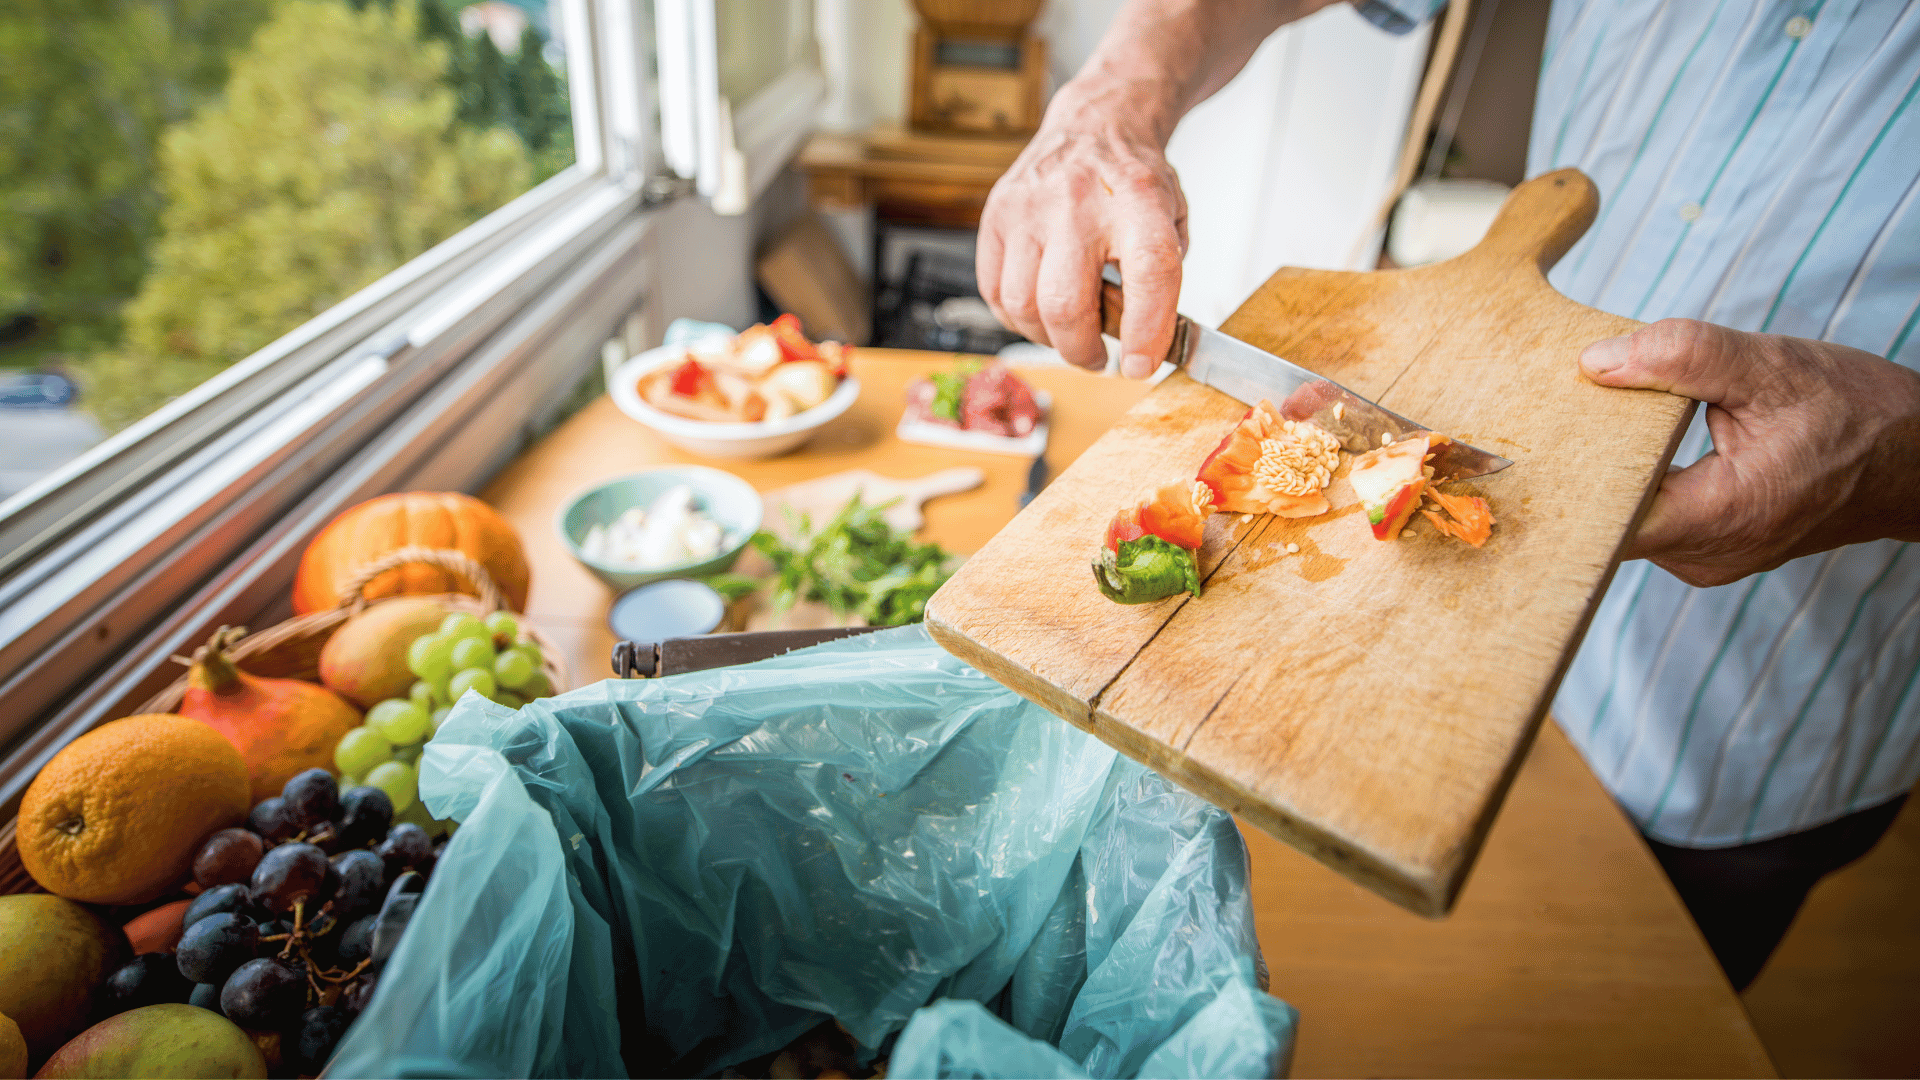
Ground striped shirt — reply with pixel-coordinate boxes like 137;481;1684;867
1359;0;1920;846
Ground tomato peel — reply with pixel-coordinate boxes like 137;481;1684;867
668;357;706;397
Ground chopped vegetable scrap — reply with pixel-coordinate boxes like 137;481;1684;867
639;314;848;424
706;493;956;627
1421;487;1496;547
906;360;1043;437
1349;433;1446;541
719;1019;881;1080
1091;407;1500;604
1196;399;1342;517
1092;480;1215;604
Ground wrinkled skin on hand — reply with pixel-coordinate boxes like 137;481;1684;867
975;0;1337;379
978;92;1189;379
1582;318;1920;587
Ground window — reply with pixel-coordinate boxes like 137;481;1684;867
1;0;577;467
655;0;824;211
0;0;655;805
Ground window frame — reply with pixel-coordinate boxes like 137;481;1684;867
655;0;825;209
0;0;661;813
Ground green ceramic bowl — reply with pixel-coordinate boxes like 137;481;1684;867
557;466;763;592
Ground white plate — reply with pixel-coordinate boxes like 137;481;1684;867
895;390;1051;457
609;342;860;460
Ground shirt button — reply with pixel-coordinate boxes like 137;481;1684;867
1785;15;1813;38
1678;201;1704;222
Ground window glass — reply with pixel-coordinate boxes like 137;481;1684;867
0;0;575;494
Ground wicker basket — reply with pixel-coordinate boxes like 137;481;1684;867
0;546;566;897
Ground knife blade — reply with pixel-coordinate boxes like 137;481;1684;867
1098;269;1511;481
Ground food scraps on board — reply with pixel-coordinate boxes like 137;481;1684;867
1197;399;1341;518
1091;480;1214;604
1092;402;1497;604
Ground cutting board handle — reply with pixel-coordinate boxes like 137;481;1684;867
1458;167;1600;277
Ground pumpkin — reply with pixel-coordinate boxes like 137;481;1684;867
292;491;530;614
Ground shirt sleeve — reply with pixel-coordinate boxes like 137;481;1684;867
1350;0;1448;34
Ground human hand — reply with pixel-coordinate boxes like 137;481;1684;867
977;81;1188;379
1581;318;1920;587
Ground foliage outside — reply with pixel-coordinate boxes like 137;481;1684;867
0;0;276;362
0;0;572;434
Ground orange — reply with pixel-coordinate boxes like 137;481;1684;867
17;714;251;906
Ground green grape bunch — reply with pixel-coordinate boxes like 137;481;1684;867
334;608;555;814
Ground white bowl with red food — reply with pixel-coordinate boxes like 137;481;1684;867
611;316;859;459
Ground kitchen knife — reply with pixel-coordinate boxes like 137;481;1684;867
613;627;883;678
1098;268;1511;481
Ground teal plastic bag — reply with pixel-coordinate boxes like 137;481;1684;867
326;626;1295;1079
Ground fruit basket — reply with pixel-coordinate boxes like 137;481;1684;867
0;546;565;899
141;546;568;710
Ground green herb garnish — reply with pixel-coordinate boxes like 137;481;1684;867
926;359;981;424
712;494;959;626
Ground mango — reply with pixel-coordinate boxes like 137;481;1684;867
0;895;129;1060
33;1004;265;1079
0;1013;26;1080
319;597;454;708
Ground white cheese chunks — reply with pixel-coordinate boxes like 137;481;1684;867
581;484;727;569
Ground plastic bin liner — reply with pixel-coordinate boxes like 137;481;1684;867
327;626;1295;1079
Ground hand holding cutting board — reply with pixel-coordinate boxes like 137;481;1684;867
1577;319;1920;588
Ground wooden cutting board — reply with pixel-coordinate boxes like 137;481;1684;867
924;170;1696;916
762;467;985;537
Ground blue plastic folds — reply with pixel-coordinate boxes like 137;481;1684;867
326;626;1296;1079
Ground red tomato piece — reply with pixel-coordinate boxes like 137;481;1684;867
769;313;819;364
669;357;706;397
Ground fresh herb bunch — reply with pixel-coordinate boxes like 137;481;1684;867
927;360;982;424
705;495;957;626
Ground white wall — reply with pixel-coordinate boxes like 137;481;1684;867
1162;6;1427;323
830;0;1428;326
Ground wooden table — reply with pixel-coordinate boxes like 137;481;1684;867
481;349;1774;1078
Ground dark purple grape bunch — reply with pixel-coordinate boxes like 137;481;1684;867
134;765;450;1072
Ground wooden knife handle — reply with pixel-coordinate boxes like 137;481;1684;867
1099;274;1126;340
1099;265;1190;368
